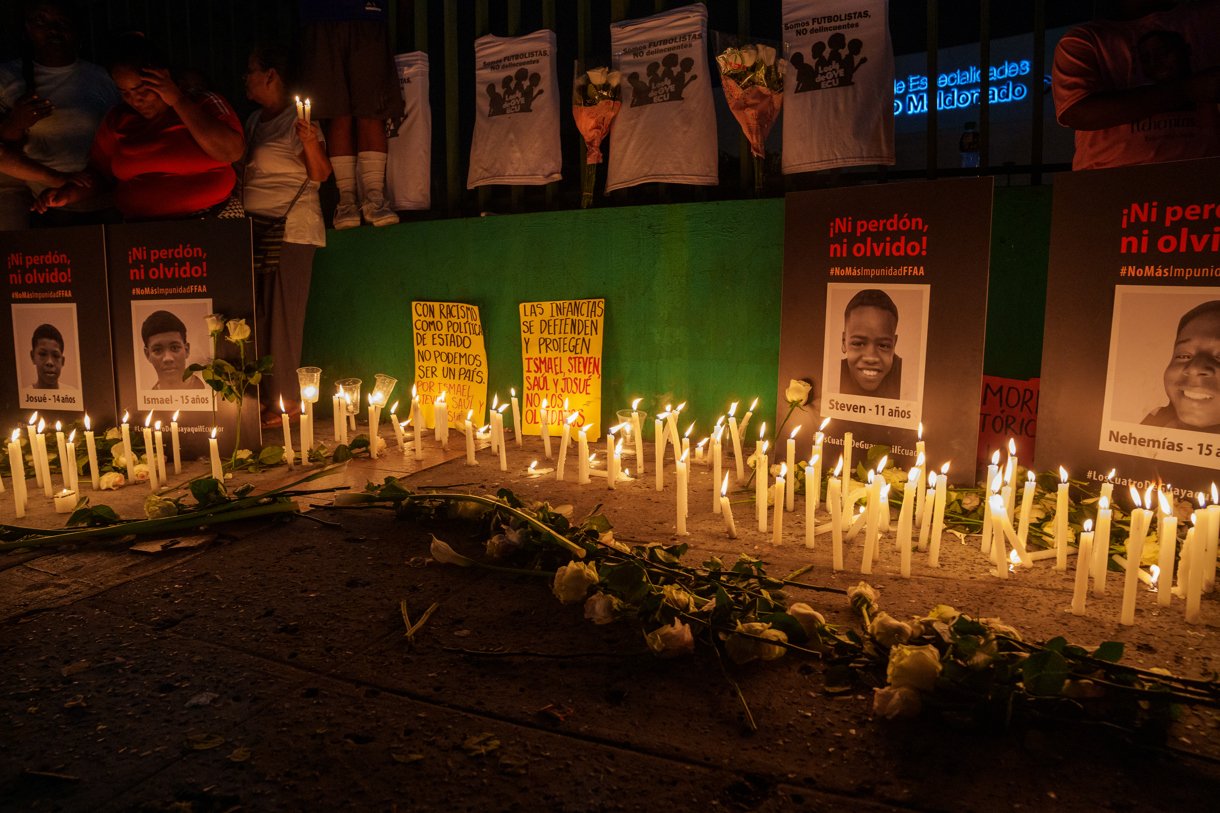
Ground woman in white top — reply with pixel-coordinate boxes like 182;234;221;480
242;41;331;426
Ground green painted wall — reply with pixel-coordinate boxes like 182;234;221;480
302;188;1052;433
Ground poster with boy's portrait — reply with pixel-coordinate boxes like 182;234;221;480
1039;157;1220;497
820;284;929;431
130;299;213;412
778;178;993;483
12;303;84;411
0;226;117;429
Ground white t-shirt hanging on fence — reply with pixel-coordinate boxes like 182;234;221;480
467;30;561;188
781;0;895;173
387;52;431;211
606;4;717;192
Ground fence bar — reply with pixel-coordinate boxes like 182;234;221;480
508;0;523;213
925;0;938;180
1031;0;1046;185
739;0;752;194
979;0;990;171
444;0;460;214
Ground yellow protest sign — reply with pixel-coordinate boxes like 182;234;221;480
412;301;488;428
519;299;605;440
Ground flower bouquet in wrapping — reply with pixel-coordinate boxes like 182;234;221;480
717;44;785;196
572;66;621;208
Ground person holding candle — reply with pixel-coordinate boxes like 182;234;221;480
242;41;333;427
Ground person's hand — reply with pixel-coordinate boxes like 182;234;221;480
141;67;184;108
0;94;54;140
294;118;321;144
62;170;93;188
31;186;72;213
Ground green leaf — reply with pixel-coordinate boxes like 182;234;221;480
1092;641;1124;663
759;611;808;645
349;434;370;451
866;444;891;464
1022;650;1070;696
583;514;612;534
950;616;988;636
1044;636;1067;653
190;477;228;508
332;445;353;463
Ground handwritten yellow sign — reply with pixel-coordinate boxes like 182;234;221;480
412;301;488;428
519;298;605;440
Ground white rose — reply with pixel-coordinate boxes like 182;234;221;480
205;313;226;334
583;592;617;625
111;451;127;469
373;436;387;454
846;582;878;616
907;617;932;639
430;535;476;567
133;463;150;482
868;612;913;649
662;584;693;611
645;620;695;658
740;45;758;67
104;427;121;440
725;622;788;664
926;604;960;625
887;644;943;692
785;379;812;406
960;493;981;512
757;44;777;67
585;67;608;85
607;70;621;88
552;561;599;604
98;471;126;490
787;603;825;639
981;617;1021;640
144;494;178;519
226;318;251;342
873;686;921;719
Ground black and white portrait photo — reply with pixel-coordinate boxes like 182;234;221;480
11;302;84;411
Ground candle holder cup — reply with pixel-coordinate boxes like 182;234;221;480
336;378;362;419
615;408;648;456
297;367;322;403
371;374;397;407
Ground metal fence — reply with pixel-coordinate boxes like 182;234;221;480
3;0;1093;218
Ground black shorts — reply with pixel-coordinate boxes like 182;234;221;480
300;21;406;120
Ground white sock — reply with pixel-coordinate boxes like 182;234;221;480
332;155;357;206
358;150;388;204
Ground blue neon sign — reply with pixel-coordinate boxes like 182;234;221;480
894;59;1034;116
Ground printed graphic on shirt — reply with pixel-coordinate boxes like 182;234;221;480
790;31;870;92
486;68;547;116
624;52;699;107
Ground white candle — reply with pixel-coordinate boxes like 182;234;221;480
805;455;819;550
303;97;310;123
510;388;522;447
390;402;404;449
26;414;42;488
608;436;622;491
917;473;936;552
9;431;26;517
333;394;343;443
539;398;551;459
209;428;223;480
154;421;167;485
1205;488;1219;595
412;397;424;461
301;382;318;452
1017;471;1036;550
295;94;304;119
496;406;509;471
1100;471;1114;505
728;402;744;481
1093;496;1113;597
898;467;917;578
914;423;927;524
631;398;644;474
84;415;100;489
280;397;295;468
1121;492;1149;626
577;427;589;483
841;431;853;528
1003;438;1018;515
828;468;844;571
861;466;883;575
368;395;381;459
170;411;181;475
54;422;66;484
755;440;769;533
556;414;575;480
654;411;667;491
772;464;785;545
488;396;499;454
465;412;477;466
1186;520;1205;623
712;426;723;515
1072;520;1094;615
54;488;76;513
1054;467;1070;571
142;417;158;491
785;427;799;512
980;451;999;554
810;422;827;516
117;415;134;488
1157;493;1176;607
681;421;693;465
721;475;737;538
36;422;51;498
677;450;689;536
927;463;949;567
739;397;757;448
65;433;77;493
989;495;1009;579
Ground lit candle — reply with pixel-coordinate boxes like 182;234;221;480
390;401;404;449
899;466;918;578
496;405;509;471
368;394;381;459
810;417;829;515
54;488;76;513
1185;516;1205;624
696;437;708;464
412;387;424;461
153;421;167;484
927;462;949;567
540;398;551;459
1003;438;1018;514
631;398;645;474
1071;520;1094;616
727;401;744;481
1053;467;1070;571
65;431;77;493
9;430;26;517
805;454;819;550
170;410;181;475
1176;515;1194;600
54;421;67;484
1156;492;1176;608
295;94;304;119
1121;486;1150;626
785;426;800;512
464;411;477;466
989;495;1009;580
861;460;886;575
84;414;100;490
712;420;724;515
739;397;757;447
609;437;623;491
828;457;844;570
1093;496;1113;597
668;404;685;455
435;392;448;448
677;449;689;536
654;409;668;491
720;475;737;538
333;393;344;443
841;431;854;529
303;97;310;123
36;419;51;498
1206;483;1219;595
556;413;577;480
26;413;42;489
510;388;522;447
682;420;694;465
914;422;927;524
1017;470;1036;549
1100;469;1115;504
755;435;769;534
992;478;1034;568
917;472;936;552
488;395;499;455
772;463;786;545
980;449;999;554
300;381;318;454
209;428;223;480
576;425;590;484
280;397;295;469
142;414;158;491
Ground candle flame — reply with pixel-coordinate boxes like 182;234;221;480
154;421;160;431
37;418;44;432
623;468;630;478
676;402;686;412
55;420;62;431
211;427;217;439
343;393;352;405
144;413;152;428
1028;470;1035;483
665;404;672;412
940;461;950;474
729;401;738;416
748;398;758;410
84;415;91;431
928;471;937;488
1106;468;1115;482
819;417;830;431
680;449;689;464
868;470;874;484
1058;466;1067;483
122;411;129;423
173;410;179;421
918;422;923;439
510;387;515;397
1144;485;1154;509
697;437;708;449
632;397;642;410
10;429;19;442
28;411;37;425
589;453;596;462
614;439;624;455
498;404;509;413
1084;519;1093;532
1008;437;1017;455
1200;491;1208;508
909;466;920;481
790;425;801;439
1100;495;1109;510
541;398;548;409
722;474;730;497
390;400;400;414
413;384;419;397
1213;482;1218;504
876;455;888;473
466;410;473;420
1009;548;1021;565
1192;511;1198;525
567;413;578;425
528;460;537;471
716;415;725;427
761;440;769;454
439;391;446;403
916;451;925;466
1150;564;1160;587
990;473;1002;493
834;456;843;476
758;422;766;440
779;462;787;478
280;395;286;413
811;453;819;466
991;449;999;465
1130;485;1142;509
1003;467;1012;486
68;429;76;442
564;398;569;411
491;394;498;410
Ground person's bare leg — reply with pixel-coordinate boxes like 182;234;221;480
356;117;396;226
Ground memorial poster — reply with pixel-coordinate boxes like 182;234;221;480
1039;157;1220;498
519;298;604;440
106;219;259;459
0;226;117;429
411;301;488;429
777;177;994;483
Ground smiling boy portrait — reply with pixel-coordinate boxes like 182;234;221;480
1142;300;1220;433
839;288;902;400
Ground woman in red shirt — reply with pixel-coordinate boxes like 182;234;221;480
34;33;244;220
